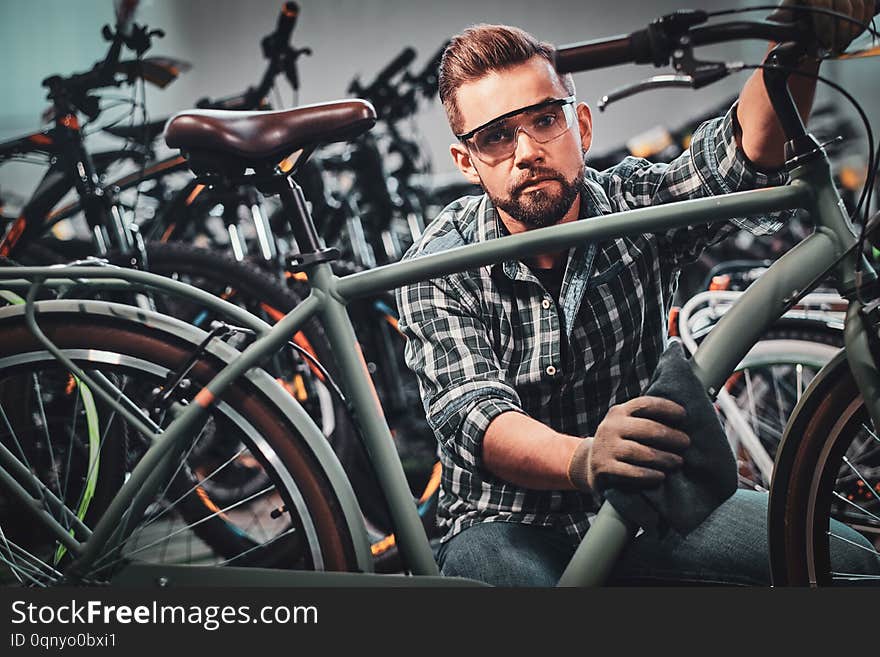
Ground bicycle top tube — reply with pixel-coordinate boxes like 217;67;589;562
0;180;810;301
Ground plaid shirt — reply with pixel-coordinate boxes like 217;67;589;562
395;104;788;546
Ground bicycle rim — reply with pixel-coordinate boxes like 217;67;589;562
0;309;358;585
804;397;880;584
770;356;880;585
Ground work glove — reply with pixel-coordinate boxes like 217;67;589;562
567;396;689;495
769;0;875;54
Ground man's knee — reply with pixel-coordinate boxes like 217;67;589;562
828;518;880;576
438;521;570;587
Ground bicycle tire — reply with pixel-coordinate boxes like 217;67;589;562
0;302;360;584
768;351;880;585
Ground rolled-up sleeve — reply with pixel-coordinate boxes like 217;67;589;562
601;102;791;268
395;274;523;469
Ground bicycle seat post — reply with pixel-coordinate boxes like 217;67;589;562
272;171;336;268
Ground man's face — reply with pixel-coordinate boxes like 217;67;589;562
450;56;593;230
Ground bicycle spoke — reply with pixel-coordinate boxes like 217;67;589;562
861;423;880;445
75;382;122;500
841;456;880;506
830;572;880;581
31;373;63;500
0;524;24;584
151;420;212;508
0;552;52;587
828;530;880;558
832;490;880;524
847;437;880;466
0;534;63;584
60;379;82;508
736;472;767;492
116;420;211;540
1;396;58;527
214;525;297;567
0;401;36;476
87;483;277;577
744;369;758;435
139;440;246;530
771;366;787;436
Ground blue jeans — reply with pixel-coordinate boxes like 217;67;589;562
436;490;880;586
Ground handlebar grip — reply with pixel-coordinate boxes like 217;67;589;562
275;1;300;47
370;47;417;89
554;29;656;73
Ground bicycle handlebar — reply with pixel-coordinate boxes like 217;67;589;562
366;47;417;95
196;3;308;110
555;1;880;74
555;15;800;73
274;1;299;50
42;23;164;99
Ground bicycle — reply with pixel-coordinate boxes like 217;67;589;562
0;3;312;268
674;270;845;490
1;4;879;587
0;6;450;566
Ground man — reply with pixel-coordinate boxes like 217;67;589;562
395;2;878;586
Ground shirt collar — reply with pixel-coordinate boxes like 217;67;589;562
473;171;612;280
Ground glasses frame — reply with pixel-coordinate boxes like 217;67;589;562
456;95;577;163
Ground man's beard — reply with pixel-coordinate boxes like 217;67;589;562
489;168;583;229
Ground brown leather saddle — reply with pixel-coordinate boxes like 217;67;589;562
164;99;376;174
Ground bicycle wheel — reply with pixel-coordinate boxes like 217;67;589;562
769;351;880;585
718;326;841;491
136;242;395;531
0;301;361;585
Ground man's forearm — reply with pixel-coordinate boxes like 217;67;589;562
735;46;820;169
482;411;583;490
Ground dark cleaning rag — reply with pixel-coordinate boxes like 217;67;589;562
604;340;737;535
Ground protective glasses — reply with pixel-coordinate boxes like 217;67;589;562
456;96;577;165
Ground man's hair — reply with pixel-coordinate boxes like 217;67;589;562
438;24;576;136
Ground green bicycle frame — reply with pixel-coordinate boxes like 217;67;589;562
0;144;876;587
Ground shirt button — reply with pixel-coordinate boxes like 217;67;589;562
541;298;552;309
546;365;557;376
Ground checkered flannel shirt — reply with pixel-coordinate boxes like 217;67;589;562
395;103;789;545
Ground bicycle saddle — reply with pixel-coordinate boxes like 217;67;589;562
164;99;377;169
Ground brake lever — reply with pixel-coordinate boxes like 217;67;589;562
597;62;743;111
599;75;694;111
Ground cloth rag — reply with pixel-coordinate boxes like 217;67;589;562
604;340;738;535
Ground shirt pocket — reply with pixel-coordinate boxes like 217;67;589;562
585;260;625;288
578;237;648;369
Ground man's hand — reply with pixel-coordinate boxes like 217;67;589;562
568;397;690;495
770;0;875;54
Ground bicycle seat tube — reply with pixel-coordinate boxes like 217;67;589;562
273;172;440;576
